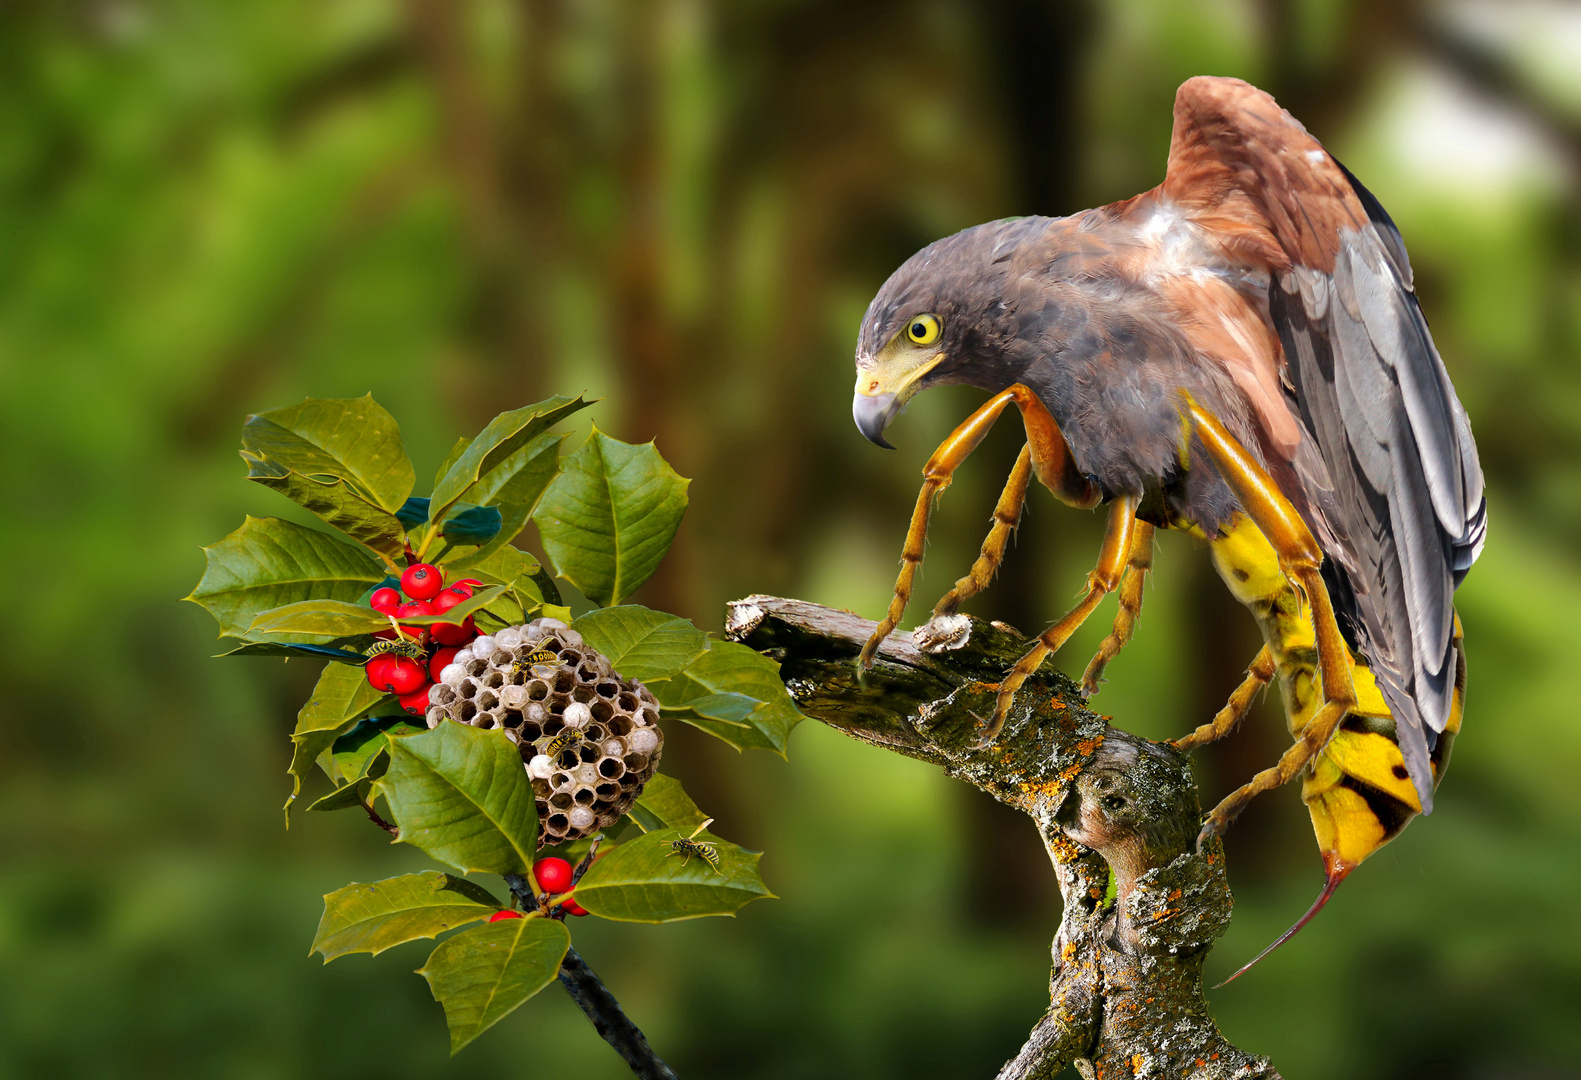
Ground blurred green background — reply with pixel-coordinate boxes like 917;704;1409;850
3;0;1579;1076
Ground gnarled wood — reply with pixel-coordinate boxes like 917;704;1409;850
727;595;1279;1079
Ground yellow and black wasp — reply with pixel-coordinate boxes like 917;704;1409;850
540;727;587;759
509;649;561;681
664;819;723;875
363;637;428;662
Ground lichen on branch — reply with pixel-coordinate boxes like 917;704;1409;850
727;595;1279;1080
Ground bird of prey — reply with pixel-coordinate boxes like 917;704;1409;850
851;76;1485;973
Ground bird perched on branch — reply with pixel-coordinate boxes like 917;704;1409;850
851;76;1485;976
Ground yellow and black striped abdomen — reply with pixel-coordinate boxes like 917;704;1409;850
1206;515;1465;872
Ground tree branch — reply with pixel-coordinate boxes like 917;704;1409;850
502;875;678;1079
726;596;1280;1079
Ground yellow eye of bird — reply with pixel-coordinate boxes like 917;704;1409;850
905;313;941;346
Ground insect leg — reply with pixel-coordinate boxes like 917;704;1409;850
1173;645;1275;750
1181;399;1357;844
1079;521;1156;696
928;443;1032;619
860;389;1025;667
981;493;1140;745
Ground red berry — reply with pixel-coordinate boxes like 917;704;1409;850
365;654;397;690
533;857;574;894
369;587;402;613
398;684;433;715
488;910;523;923
430;589;477;646
429;647;459;683
431;619;476;647
438;583;474;604
392;600;433;645
452;579;484;591
371;656;427;696
431;587;467;613
401;563;444;601
562;899;589;917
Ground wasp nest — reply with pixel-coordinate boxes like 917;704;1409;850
424;618;663;847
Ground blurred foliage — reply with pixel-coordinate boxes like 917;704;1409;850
1;0;1578;1077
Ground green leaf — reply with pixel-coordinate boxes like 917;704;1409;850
443;433;566;568
327;715;423;785
243;395;416;512
573;825;773;922
570;606;707;682
312;871;502;962
377;724;539;875
532;428;689;607
428;396;591;526
631;774;709;832
441;505;504;546
306;779;374;814
186;517;388;639
396;585;507;627
288;663;391;815
443;544;539;589
212;640;367;662
649;642;803;755
433;435;472;491
418;917;570;1054
250;599;391;638
243;451;409;560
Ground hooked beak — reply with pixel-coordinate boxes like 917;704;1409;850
852;347;944;449
853;392;900;449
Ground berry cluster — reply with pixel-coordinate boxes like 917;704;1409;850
483;857;589;922
363;563;484;715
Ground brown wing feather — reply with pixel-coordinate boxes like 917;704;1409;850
1161;77;1487;810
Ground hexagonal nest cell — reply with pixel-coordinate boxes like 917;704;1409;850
424;618;664;847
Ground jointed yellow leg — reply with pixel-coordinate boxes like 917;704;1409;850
1173;645;1275;750
930;444;1033;619
1181;400;1358;841
860;385;1098;668
982;494;1140;744
1080;521;1156;697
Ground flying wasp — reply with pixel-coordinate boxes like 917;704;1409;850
509;649;562;681
664;819;722;875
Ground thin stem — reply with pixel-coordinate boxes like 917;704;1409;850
359;798;397;836
557;947;679;1080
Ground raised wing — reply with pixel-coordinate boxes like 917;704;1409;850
1161;76;1486;809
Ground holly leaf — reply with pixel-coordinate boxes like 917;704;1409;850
629;773;709;832
243;452;409;560
377;724;539;876
396;585;507;628
212;640;367;662
327;715;423;785
312;871;502;962
250;600;391;639
187;517;388;639
306;778;374;813
242;395;415;511
532;428;689;607
570;606;707;682
572;824;772;922
442;432;565;569
428;396;591;526
648;641;803;755
418;917;570;1055
288;663;391;817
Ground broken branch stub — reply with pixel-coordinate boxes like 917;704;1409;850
726;595;1279;1080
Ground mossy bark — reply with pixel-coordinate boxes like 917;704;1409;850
726;596;1280;1080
